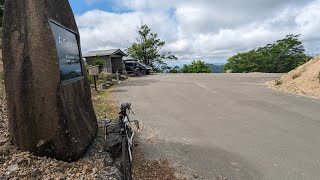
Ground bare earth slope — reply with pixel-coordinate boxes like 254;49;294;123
267;55;320;99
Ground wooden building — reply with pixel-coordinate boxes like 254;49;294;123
83;49;127;73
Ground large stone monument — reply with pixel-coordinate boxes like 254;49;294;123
2;0;98;161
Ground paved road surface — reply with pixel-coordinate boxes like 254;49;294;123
115;74;320;180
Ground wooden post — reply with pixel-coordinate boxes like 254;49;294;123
116;70;119;81
88;66;100;91
94;76;97;91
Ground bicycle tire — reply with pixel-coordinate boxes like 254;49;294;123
122;136;132;180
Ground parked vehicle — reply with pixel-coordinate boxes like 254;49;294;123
124;60;153;76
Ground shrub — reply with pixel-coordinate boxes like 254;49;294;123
168;69;179;73
94;57;104;66
168;66;180;73
87;75;94;85
180;60;211;73
292;73;301;79
275;80;283;85
98;72;114;81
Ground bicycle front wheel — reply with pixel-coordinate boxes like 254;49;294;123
122;136;132;180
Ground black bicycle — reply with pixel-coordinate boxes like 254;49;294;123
105;103;139;180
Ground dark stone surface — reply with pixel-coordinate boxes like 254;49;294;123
103;123;122;158
103;154;114;167
2;0;98;161
105;134;122;158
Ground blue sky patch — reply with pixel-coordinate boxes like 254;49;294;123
69;0;131;15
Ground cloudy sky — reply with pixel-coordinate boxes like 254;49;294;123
69;0;320;65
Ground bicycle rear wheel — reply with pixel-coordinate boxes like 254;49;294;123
122;136;132;180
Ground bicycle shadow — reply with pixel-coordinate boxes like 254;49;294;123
134;137;264;180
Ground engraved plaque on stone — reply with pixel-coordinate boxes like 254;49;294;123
50;20;84;82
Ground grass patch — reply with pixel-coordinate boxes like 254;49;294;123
91;88;118;120
292;73;301;79
87;75;95;85
275;79;283;86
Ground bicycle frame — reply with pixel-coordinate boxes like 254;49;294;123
124;122;133;161
119;104;139;162
104;103;139;180
104;103;139;162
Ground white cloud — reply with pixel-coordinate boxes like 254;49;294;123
77;0;320;63
295;0;320;42
77;10;140;51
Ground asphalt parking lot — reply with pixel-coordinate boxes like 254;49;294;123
116;73;320;180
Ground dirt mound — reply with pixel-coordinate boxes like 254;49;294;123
267;55;320;99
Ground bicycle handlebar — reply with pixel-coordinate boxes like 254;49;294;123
121;103;131;111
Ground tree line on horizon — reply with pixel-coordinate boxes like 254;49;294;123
127;24;311;74
224;34;311;73
167;60;212;73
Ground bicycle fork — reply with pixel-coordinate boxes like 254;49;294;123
127;131;134;161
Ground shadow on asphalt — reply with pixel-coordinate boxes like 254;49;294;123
121;78;160;87
109;89;128;93
138;138;264;180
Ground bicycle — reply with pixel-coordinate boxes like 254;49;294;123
104;103;139;180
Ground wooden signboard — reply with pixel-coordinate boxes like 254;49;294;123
88;66;100;76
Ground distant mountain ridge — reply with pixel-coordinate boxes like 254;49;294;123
207;64;224;73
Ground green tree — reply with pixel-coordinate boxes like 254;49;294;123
168;66;180;73
180;60;211;73
224;34;309;73
180;64;190;73
93;57;104;66
127;24;177;68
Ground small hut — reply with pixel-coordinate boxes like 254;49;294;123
83;49;127;73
